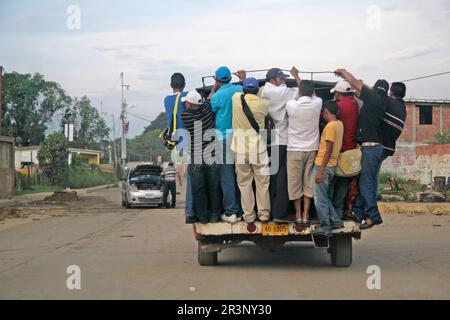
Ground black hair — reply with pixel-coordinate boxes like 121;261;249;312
299;80;314;97
243;88;259;95
219;79;231;84
390;82;406;99
168;161;174;166
339;91;355;97
170;73;186;89
323;100;339;116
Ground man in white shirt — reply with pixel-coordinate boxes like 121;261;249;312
259;67;300;222
286;79;323;228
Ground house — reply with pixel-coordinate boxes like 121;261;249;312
15;146;103;175
381;99;450;184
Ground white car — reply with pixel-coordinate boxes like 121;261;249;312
121;164;164;208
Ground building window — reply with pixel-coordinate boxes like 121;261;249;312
418;105;433;125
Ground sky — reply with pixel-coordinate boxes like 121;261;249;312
1;0;449;138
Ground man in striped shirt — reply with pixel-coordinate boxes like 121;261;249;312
181;91;221;224
161;162;182;208
382;82;407;159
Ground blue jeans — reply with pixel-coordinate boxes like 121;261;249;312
353;145;384;223
184;173;194;217
219;135;242;216
331;176;351;218
313;165;342;232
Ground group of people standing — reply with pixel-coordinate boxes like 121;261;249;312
163;66;407;235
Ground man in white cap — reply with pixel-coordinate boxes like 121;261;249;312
329;80;359;220
181;91;221;224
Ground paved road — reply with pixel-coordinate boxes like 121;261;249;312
0;187;449;299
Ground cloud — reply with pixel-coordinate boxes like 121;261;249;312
384;45;438;61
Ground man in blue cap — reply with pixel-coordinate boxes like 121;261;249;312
208;66;246;223
231;78;270;223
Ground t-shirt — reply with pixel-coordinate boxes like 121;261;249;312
231;93;269;155
337;96;359;152
181;101;217;163
286;95;322;151
259;82;298;146
161;166;178;182
164;92;188;149
315;120;344;168
357;86;387;144
211;83;243;140
381;97;406;157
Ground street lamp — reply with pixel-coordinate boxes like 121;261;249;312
64;112;75;189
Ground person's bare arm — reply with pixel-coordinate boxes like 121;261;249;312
234;70;247;83
334;69;365;97
177;171;182;186
207;77;221;100
315;141;333;184
290;67;301;86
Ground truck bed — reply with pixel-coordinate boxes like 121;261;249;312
194;220;360;236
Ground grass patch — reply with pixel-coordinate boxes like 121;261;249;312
68;164;118;189
15;185;63;196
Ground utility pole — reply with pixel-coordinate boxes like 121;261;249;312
0;65;3;136
120;72;130;169
111;113;118;177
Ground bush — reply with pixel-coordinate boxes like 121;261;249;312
37;132;69;186
68;157;117;189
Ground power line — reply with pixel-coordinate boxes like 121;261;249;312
127;112;153;123
400;71;450;83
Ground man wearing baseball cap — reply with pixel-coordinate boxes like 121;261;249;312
329;81;359;220
334;69;389;230
181;91;221;224
259;67;301;222
208;66;246;222
231;78;270;223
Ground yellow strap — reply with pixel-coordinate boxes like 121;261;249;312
172;93;181;136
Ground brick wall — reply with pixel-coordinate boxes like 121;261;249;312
399;103;450;143
382;144;450;183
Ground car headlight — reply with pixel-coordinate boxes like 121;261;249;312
130;184;138;192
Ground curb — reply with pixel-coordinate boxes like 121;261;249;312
379;202;450;214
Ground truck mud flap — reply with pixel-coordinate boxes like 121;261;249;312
311;234;329;248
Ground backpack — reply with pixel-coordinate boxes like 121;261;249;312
335;148;362;177
160;93;182;150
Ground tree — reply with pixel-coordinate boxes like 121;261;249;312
2;72;71;146
63;96;110;150
37;132;69;186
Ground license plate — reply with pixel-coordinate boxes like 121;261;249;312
145;195;155;199
262;223;289;236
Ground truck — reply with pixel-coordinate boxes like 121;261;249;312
192;71;361;268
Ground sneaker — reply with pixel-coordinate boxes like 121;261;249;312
332;223;345;230
221;214;238;223
259;216;271;223
313;226;332;237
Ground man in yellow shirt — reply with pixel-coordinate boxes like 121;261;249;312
231;78;271;223
313;100;344;236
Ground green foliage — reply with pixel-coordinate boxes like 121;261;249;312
126;112;171;162
68;156;117;188
63;96;110;150
15;186;63;196
435;127;450;144
37;132;69;186
2;72;71;146
379;172;408;185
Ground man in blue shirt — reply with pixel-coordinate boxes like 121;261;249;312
163;73;194;223
208;66;246;223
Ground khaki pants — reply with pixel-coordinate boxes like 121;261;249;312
235;152;271;223
287;150;317;200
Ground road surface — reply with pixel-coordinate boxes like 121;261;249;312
0;187;449;299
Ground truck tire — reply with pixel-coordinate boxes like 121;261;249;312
197;241;218;266
330;234;352;267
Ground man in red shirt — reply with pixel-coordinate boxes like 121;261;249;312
329;81;359;218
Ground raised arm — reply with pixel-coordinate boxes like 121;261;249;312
334;69;365;97
290;67;301;86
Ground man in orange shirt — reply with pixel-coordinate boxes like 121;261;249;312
313;101;344;236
